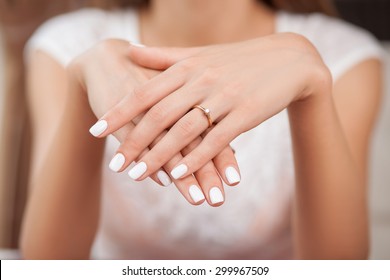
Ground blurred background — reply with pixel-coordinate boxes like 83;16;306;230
0;0;389;259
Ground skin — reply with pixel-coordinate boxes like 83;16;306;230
20;0;382;259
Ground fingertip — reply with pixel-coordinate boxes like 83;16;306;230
89;120;108;137
209;201;224;207
188;185;205;205
224;166;241;186
157;170;172;187
171;163;188;180
128;162;148;180
209;187;225;206
108;153;126;172
195;200;206;206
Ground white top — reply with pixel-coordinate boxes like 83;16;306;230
26;8;383;259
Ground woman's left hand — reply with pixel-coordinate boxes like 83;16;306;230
91;33;331;180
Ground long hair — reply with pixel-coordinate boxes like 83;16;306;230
86;0;338;16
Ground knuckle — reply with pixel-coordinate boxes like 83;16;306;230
123;136;143;153
150;131;167;147
238;101;254;116
198;67;219;85
152;152;168;167
177;118;196;138
198;168;218;179
108;103;129;122
132;86;148;102
175;59;194;71
190;149;209;169
282;33;318;56
209;131;228;148
147;104;169;123
219;85;240;100
216;146;234;162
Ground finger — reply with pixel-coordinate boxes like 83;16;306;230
114;85;203;170
109;113;172;187
127;100;226;181
169;113;242;179
162;153;206;205
129;44;204;70
107;121;169;187
213;145;241;186
134;146;172;187
200;126;241;186
147;131;205;204
88;65;186;138
134;126;172;188
181;136;225;206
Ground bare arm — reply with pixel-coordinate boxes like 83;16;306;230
290;59;382;259
99;35;382;259
20;51;105;259
20;39;241;258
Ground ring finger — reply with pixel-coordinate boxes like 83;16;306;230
111;85;203;172
127;99;226;181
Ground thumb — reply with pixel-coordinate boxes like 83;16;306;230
129;43;203;70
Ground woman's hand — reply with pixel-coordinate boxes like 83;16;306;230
69;39;240;206
92;33;331;181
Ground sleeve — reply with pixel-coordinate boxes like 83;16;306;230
24;8;108;67
302;13;385;81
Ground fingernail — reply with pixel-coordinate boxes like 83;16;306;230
109;153;126;172
89;120;108;137
171;164;188;179
128;162;147;180
225;166;241;184
189;185;205;203
130;42;145;48
209;187;224;204
157;170;172;187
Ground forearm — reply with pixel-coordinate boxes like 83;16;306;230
288;80;367;259
21;80;105;259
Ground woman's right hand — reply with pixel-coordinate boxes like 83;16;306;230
67;39;241;206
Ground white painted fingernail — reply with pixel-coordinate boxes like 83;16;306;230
109;153;126;172
189;185;205;203
89;120;108;137
170;164;188;179
225;166;241;184
130;42;145;48
209;187;224;204
157;170;172;187
128;162;147;180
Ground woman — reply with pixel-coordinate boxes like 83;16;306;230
21;0;383;259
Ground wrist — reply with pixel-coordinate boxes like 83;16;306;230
290;59;333;110
65;61;97;125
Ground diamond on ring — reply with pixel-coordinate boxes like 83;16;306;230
192;105;213;128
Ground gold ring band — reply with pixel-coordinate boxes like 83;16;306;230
192;105;212;128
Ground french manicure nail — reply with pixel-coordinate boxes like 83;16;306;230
157;170;172;187
189;185;205;203
209;187;224;204
128;162;147;180
109;153;126;172
89;120;108;137
171;164;188;179
225;166;241;184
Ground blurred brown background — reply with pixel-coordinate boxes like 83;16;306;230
0;0;389;259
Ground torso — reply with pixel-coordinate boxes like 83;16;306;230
25;8;383;259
